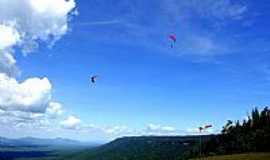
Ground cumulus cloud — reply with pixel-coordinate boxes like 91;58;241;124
0;73;52;113
60;115;81;130
0;0;76;113
0;51;18;76
46;102;63;118
0;24;20;50
146;123;177;135
103;126;132;135
0;0;76;74
69;123;139;138
0;105;65;135
0;110;46;128
0;0;76;42
0;0;77;137
81;124;178;137
0;24;20;75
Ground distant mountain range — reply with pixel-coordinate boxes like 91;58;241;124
64;135;215;160
0;136;99;147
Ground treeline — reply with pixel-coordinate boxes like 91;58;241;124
187;107;270;158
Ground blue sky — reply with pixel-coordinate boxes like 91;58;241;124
1;0;270;142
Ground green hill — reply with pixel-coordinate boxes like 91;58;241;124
63;135;214;160
193;153;270;160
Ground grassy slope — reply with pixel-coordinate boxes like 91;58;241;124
194;153;270;160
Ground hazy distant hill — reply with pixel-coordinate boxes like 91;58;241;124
0;137;100;160
0;137;98;147
64;135;214;160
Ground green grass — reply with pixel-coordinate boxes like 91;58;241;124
193;153;270;160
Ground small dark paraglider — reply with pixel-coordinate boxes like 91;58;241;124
90;75;98;83
168;34;176;48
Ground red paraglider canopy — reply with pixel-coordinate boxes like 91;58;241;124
169;34;177;42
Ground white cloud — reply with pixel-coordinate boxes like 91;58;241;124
191;37;216;54
0;24;20;50
72;123;139;138
182;0;247;20
0;51;18;76
181;36;225;56
60;115;81;130
80;123;178;137
0;0;76;115
0;0;77;136
103;126;131;135
158;0;248;57
46;102;63;118
0;110;44;126
12;111;44;120
30;0;75;16
0;73;52;113
0;24;20;75
0;0;76;74
0;109;5;115
146;123;177;135
0;0;76;41
77;19;122;26
0;103;66;135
